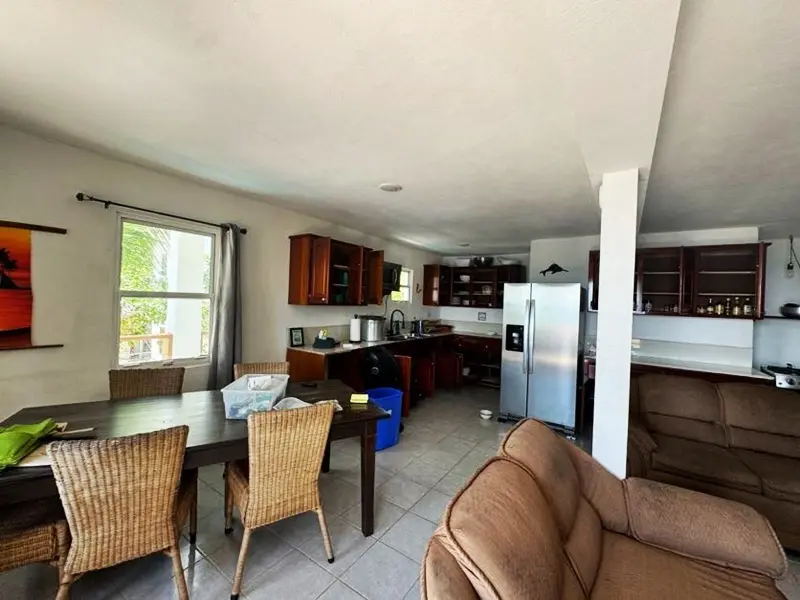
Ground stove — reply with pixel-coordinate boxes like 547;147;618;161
761;364;800;390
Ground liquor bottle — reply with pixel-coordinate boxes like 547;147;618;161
732;297;742;316
725;297;732;316
707;298;715;315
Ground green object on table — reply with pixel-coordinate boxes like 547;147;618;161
0;419;58;471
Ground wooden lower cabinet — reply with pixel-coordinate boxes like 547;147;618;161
450;335;502;388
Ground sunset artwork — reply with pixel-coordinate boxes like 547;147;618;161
0;226;33;349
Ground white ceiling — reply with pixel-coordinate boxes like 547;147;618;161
643;1;800;234
0;1;797;253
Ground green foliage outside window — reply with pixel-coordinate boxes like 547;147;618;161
119;223;168;336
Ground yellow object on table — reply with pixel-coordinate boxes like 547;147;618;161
349;393;369;404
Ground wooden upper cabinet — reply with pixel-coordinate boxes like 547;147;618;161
587;242;769;319
422;264;452;306
689;242;768;318
288;234;314;305
422;264;523;308
366;250;384;305
288;234;387;306
309;237;332;304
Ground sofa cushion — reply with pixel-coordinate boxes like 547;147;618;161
719;383;800;459
500;419;580;539
650;434;761;493
732;449;800;503
421;536;479;600
591;532;784;600
638;375;727;446
439;456;568;599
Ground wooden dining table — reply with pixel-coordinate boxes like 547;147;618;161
0;379;389;536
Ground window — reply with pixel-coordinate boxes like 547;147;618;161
391;268;413;303
115;217;216;366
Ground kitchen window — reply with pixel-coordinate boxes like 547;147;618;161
391;268;413;303
115;216;217;367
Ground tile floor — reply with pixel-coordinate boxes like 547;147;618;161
1;386;798;599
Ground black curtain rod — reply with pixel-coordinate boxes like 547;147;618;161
75;192;248;235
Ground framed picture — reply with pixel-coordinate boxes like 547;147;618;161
289;327;305;347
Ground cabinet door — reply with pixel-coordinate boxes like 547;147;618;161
350;246;365;305
587;250;600;310
367;250;384;305
288;234;313;305
422;265;438;306
309;237;331;304
755;242;768;319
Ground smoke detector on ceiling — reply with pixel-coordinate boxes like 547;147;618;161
378;183;402;192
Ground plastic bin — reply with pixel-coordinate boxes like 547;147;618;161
221;374;289;419
367;387;403;451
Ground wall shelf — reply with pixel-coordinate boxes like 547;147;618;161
698;270;756;275
643;271;679;275
696;293;755;297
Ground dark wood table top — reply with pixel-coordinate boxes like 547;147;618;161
0;380;388;500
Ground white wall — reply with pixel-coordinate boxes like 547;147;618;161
0;126;438;417
753;236;800;367
529;235;600;286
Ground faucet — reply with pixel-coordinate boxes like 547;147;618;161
389;309;405;336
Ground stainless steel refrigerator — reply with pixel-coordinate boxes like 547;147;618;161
500;283;584;432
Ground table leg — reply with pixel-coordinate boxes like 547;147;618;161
322;440;331;474
360;421;377;537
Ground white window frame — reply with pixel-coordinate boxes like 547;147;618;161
113;209;219;368
391;268;413;304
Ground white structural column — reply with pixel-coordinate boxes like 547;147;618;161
592;169;640;477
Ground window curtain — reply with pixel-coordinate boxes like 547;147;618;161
207;224;242;389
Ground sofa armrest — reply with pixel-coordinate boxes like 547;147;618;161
624;478;787;579
628;417;657;455
627;418;656;477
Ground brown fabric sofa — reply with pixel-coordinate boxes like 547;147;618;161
422;419;789;599
627;374;800;551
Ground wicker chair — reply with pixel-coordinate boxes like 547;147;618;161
0;498;69;582
108;367;185;400
47;426;196;600
107;366;197;543
224;403;336;600
233;361;290;379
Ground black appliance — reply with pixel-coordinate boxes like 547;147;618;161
382;262;402;296
362;346;401;389
361;346;406;433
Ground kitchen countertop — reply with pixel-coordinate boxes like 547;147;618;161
585;353;771;380
288;330;502;356
288;332;455;356
450;331;502;339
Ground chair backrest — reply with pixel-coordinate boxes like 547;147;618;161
234;361;290;379
244;403;335;527
108;367;185;400
47;426;188;575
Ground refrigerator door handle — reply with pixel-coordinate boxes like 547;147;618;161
528;300;536;374
522;299;531;374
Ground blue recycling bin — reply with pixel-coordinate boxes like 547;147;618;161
367;387;403;451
